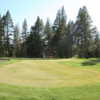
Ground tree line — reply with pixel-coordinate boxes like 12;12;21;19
0;6;100;58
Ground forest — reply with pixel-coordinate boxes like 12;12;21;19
0;6;100;58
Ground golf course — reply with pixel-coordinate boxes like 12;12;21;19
0;58;100;100
0;0;100;99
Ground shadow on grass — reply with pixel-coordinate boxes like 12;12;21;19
82;59;100;66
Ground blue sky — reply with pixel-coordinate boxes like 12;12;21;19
0;0;100;30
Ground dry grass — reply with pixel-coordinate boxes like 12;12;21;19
0;59;100;87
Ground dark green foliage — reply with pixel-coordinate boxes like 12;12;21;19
51;6;67;57
21;19;28;57
2;11;14;57
26;17;43;58
43;19;53;57
0;15;4;56
94;33;100;57
64;21;74;58
13;25;21;57
0;6;99;58
74;6;97;58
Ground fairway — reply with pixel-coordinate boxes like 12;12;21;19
0;58;100;100
0;59;100;87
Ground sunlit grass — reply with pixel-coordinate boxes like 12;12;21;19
0;58;100;100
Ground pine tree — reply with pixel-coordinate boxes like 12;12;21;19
44;19;52;43
13;25;20;57
2;11;14;56
26;17;44;57
0;15;4;56
65;21;74;57
21;19;28;57
74;6;96;58
52;6;67;57
43;19;53;57
94;33;100;57
22;19;27;42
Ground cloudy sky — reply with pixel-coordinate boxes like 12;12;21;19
0;0;100;30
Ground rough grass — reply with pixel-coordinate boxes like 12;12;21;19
0;83;100;100
0;58;100;100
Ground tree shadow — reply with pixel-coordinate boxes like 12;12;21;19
0;58;10;62
82;59;100;66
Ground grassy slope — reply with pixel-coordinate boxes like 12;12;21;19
0;58;100;100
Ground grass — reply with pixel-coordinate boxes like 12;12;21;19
0;59;19;68
58;58;100;71
1;83;100;100
0;58;100;100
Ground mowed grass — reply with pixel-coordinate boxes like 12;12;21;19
0;58;100;100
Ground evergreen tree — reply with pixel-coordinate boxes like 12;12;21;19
22;19;27;42
2;11;14;56
52;6;67;57
44;19;52;43
74;6;96;58
94;33;100;57
43;19;53;57
13;25;20;57
0;15;4;56
65;21;74;57
0;7;99;58
26;17;43;57
21;19;28;57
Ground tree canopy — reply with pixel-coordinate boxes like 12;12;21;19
0;6;99;58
